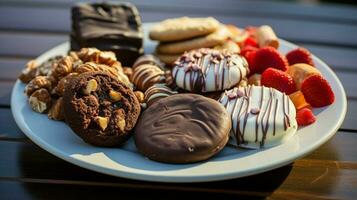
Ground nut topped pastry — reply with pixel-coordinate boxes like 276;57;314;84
63;72;141;147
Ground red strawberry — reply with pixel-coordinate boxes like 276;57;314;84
261;68;296;94
296;108;316;126
286;48;314;66
301;75;335;107
245;50;256;73
241;45;258;57
251;47;288;73
243;37;258;48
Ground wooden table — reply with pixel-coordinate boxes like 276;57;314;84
1;0;357;199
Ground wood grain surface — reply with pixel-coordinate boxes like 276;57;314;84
0;0;356;199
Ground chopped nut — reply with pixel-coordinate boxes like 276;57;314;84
25;76;52;96
116;117;126;132
134;91;145;103
123;67;133;81
19;60;38;83
29;88;52;113
53;56;73;78
55;73;78;96
83;79;98;95
48;97;64;120
109;90;122;102
95;116;109;131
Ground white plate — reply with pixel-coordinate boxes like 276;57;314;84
11;24;347;182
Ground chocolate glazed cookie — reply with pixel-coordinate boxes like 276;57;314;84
134;94;231;163
63;72;140;147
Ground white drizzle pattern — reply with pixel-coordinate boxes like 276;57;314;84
218;85;297;149
172;48;249;93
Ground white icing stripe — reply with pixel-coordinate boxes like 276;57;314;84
172;49;249;93
219;85;297;149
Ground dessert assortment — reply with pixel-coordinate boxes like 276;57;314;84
18;2;336;164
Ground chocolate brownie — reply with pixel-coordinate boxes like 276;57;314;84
71;2;143;66
134;94;231;163
63;72;141;147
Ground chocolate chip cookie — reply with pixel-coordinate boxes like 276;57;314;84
63;72;141;147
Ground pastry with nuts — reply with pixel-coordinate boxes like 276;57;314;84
63;72;141;147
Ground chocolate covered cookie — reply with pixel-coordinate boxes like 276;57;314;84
131;56;166;91
63;72;140;147
172;48;249;93
134;94;231;163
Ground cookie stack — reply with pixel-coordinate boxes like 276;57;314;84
149;17;232;64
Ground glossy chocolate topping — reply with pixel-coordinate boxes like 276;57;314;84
71;2;143;66
134;94;231;163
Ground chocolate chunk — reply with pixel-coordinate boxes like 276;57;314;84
63;72;141;147
134;94;231;163
71;2;143;66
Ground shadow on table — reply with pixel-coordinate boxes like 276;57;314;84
17;138;340;199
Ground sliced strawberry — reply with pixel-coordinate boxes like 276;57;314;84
296;108;316;126
243;37;258;48
301;74;335;107
251;47;288;74
286;48;314;66
261;68;296;95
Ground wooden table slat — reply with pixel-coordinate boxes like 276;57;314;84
3;0;357;23
0;131;357;199
1;6;357;47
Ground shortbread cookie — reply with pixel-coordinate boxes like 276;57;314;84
135;94;231;163
149;17;220;42
214;40;240;54
172;48;249;93
156;26;230;54
63;72;141;147
155;53;181;65
219;86;297;149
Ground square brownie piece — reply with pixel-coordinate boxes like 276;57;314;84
71;2;143;66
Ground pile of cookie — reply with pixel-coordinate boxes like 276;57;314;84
18;2;336;164
150;17;240;64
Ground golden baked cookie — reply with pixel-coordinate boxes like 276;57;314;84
214;40;240;53
149;17;220;42
155;53;182;65
156;26;230;54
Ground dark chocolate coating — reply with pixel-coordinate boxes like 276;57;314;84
71;2;143;66
134;94;231;163
63;72;141;147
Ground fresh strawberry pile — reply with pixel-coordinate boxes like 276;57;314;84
234;26;335;127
